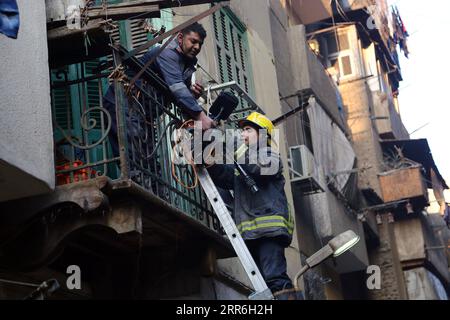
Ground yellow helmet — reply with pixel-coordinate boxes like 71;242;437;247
238;112;274;137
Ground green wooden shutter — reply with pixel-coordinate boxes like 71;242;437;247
127;19;151;56
51;68;72;131
213;8;254;118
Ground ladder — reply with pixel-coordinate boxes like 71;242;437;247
197;168;274;300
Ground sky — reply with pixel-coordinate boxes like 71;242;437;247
388;0;450;187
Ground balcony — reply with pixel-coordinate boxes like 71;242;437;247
290;0;388;31
0;45;233;271
378;166;429;208
393;214;450;292
289;0;393;68
287;25;348;134
373;91;409;140
380;139;448;214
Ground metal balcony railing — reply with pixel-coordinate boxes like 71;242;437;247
50;45;222;234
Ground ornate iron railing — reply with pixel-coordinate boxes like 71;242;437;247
50;46;221;233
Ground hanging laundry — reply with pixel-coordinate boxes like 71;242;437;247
0;0;20;39
391;6;409;58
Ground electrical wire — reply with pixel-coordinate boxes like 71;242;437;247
171;120;199;190
330;0;342;54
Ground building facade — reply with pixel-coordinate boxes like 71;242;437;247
0;0;448;300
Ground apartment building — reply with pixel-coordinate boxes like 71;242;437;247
0;0;448;300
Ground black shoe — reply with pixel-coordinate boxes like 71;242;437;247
273;288;304;300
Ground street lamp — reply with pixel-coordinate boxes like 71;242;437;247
294;230;360;291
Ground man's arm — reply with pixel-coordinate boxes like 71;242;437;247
141;47;214;129
152;49;203;117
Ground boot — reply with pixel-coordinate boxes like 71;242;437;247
273;288;304;300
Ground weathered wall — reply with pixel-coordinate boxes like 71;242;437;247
270;0;302;152
404;268;447;300
273;5;369;297
339;80;384;196
394;218;426;262
291;100;369;275
373;91;409;140
0;0;54;201
286;25;347;133
368;214;408;300
421;215;450;285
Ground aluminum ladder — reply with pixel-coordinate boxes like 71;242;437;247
197;167;274;300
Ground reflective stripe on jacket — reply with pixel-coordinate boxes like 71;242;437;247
208;145;293;247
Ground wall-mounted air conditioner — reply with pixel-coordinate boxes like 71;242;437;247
289;145;325;194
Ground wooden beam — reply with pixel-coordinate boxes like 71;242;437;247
114;0;228;10
47;18;106;41
85;0;228;21
86;3;160;21
124;2;226;59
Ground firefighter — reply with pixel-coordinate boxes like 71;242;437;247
207;112;300;300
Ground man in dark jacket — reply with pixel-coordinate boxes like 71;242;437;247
103;22;215;156
207;112;297;299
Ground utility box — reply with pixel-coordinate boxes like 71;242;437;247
378;166;428;204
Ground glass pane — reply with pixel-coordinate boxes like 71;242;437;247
338;32;350;50
341;56;353;76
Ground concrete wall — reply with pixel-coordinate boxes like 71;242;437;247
404;268;448;300
339;79;384;196
286;25;347;134
421;215;450;285
0;0;54;202
394;218;426;263
373;90;409;140
368;214;408;300
273;3;370;297
290;99;369;275
269;0;302;149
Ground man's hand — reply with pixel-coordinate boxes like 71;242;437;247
194;112;216;130
191;82;204;100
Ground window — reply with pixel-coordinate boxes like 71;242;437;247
322;30;355;80
213;8;254;117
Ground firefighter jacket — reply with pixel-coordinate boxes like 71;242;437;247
208;145;294;247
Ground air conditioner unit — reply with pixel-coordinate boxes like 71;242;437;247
289;145;325;194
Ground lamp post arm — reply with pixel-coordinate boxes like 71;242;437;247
294;265;310;291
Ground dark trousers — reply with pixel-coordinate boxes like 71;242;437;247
103;98;152;159
246;237;293;293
